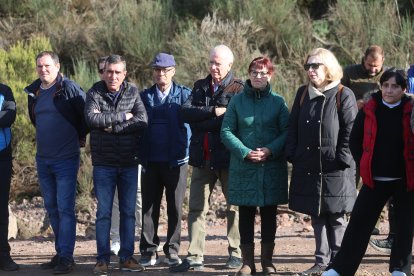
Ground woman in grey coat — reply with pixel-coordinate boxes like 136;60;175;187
285;48;358;276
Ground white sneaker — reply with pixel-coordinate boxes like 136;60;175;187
322;269;341;276
391;271;406;276
110;241;120;255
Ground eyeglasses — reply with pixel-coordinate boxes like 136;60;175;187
153;67;174;74
98;69;105;74
250;71;269;78
304;63;324;71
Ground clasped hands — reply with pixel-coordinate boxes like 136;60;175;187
246;147;271;162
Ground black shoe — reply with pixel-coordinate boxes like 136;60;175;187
225;255;242;269
369;236;393;255
41;254;60;269
371;227;380;235
53;257;75;274
170;258;204;272
299;263;327;275
0;255;19;271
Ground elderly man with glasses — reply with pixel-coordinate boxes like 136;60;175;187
137;53;191;268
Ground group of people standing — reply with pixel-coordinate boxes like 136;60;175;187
0;44;413;276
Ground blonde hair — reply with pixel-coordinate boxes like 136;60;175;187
305;48;343;82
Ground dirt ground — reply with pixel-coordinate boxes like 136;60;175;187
5;217;402;276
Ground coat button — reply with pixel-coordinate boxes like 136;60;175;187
307;147;310;150
306;120;309;123
307;172;311;175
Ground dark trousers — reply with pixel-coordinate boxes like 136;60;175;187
239;205;277;244
0;156;12;256
140;162;188;255
332;180;414;275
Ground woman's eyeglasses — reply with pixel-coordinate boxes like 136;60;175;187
250;71;269;78
303;63;323;71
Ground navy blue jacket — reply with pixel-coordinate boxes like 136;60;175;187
139;82;191;168
0;83;15;159
24;74;88;146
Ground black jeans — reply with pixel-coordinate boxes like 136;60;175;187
239;205;277;244
139;162;188;255
0;153;12;256
332;180;414;275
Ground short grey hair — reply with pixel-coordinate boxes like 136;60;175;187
105;54;126;71
210;45;234;64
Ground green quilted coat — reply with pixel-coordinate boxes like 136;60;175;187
221;81;289;207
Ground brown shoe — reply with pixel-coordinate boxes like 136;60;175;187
93;261;108;275
120;257;145;272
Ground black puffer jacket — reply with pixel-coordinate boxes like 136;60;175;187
85;81;148;167
181;72;243;169
286;82;357;216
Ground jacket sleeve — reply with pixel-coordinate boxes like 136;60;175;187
112;93;148;134
180;86;216;124
349;109;365;164
220;97;251;159
336;87;358;168
67;82;89;143
84;91;125;129
285;86;304;162
265;98;289;159
341;67;351;87
0;85;16;128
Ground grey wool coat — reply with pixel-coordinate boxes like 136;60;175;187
285;82;357;216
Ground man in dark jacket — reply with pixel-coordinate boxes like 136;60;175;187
171;45;243;272
342;45;386;110
85;55;148;274
24;51;88;274
0;83;18;271
138;53;191;267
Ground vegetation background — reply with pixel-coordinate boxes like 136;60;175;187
2;0;413;213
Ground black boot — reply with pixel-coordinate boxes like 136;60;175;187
261;242;276;275
235;244;256;276
0;255;19;271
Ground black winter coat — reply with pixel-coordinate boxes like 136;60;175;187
181;72;243;169
85;81;148;167
285;83;357;216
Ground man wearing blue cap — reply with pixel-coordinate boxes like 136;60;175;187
138;53;192;267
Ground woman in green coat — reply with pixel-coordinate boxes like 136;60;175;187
221;56;289;276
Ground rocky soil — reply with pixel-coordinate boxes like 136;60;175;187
6;186;402;275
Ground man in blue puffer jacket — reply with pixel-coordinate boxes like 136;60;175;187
0;83;18;271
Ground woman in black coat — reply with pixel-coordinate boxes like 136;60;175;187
286;48;357;275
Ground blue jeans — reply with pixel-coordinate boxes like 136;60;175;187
36;155;79;260
94;165;138;263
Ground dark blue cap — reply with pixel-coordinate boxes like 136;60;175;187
152;53;176;68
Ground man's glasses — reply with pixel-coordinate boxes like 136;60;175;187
250;71;269;78
304;63;323;71
98;69;105;74
153;67;174;74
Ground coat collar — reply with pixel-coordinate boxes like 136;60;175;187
308;80;340;100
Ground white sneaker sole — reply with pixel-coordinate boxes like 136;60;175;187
139;258;160;267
